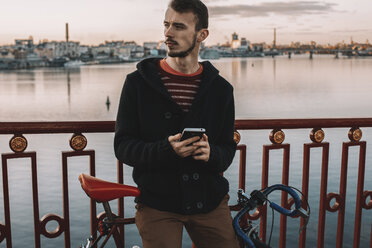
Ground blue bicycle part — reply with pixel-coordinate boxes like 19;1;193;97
233;184;309;248
262;184;302;217
233;205;256;248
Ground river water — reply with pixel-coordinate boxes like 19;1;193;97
0;55;371;247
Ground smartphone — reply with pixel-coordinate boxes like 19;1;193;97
180;128;206;142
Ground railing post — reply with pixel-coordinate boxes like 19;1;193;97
261;143;290;247
1;152;41;248
117;160;125;248
2;154;13;248
336;140;366;248
62;150;96;248
353;141;366;248
317;143;329;248
301;141;329;248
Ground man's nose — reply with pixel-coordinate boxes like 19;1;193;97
164;26;173;37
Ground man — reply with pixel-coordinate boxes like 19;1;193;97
114;0;239;247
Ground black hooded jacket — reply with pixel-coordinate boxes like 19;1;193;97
114;58;236;214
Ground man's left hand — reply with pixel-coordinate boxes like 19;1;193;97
192;134;210;162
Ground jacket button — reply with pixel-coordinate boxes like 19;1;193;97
164;112;172;119
196;202;203;209
192;173;200;180
182;174;189;181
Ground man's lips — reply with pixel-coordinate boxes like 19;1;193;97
165;41;178;47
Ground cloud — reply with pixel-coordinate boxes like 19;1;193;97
333;29;372;33
208;1;338;18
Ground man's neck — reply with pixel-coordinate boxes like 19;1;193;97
165;52;200;74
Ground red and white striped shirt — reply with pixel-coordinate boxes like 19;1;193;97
158;59;203;112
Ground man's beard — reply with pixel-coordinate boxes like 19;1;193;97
167;34;197;58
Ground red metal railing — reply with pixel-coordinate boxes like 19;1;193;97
0;118;372;248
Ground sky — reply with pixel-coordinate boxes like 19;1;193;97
0;0;371;46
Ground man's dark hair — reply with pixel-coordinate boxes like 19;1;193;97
169;0;209;31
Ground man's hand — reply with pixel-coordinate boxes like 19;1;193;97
192;134;210;162
168;133;201;158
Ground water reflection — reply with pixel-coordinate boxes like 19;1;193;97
42;67;81;79
231;59;239;84
16;71;35;81
1;56;372;121
240;60;247;80
272;58;276;82
106;96;111;111
67;70;71;105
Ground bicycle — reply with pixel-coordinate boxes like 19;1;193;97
78;173;310;248
232;185;310;248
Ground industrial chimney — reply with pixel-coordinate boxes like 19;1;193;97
66;23;69;42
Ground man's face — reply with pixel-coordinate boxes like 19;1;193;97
163;7;199;58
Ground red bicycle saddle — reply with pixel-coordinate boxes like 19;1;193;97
78;173;140;202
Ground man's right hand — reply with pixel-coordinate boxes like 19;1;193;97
168;133;201;158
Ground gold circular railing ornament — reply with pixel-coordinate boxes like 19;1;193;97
9;135;28;153
348;128;362;142
69;133;87;151
233;131;241;144
269;129;285;144
310;128;325;143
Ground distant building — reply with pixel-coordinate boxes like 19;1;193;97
143;42;158;50
124;41;137;50
240;38;250;49
157;41;167;56
15;38;34;52
231;32;240;49
250;43;265;52
91;45;111;58
232;32;238;41
158;41;166;50
79;45;89;55
131;46;145;58
13;48;28;59
0;48;15;59
104;40;124;47
44;41;80;58
114;47;131;58
34;43;54;59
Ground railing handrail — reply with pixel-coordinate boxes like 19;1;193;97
0;118;372;134
0;121;115;134
235;118;372;129
1;118;372;134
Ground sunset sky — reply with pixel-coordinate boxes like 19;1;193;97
0;0;371;46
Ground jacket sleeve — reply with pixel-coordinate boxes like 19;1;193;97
206;90;237;173
114;76;177;168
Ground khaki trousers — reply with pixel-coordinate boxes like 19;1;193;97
135;195;240;248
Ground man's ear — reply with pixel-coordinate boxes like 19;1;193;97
197;29;209;42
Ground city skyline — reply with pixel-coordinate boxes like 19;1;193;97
1;0;371;46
